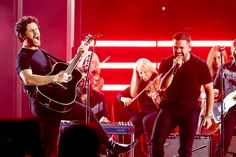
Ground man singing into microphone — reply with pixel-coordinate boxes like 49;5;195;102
150;32;214;157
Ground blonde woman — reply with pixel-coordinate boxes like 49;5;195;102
206;45;229;80
117;58;160;156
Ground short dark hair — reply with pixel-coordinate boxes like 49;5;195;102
172;32;191;43
15;16;39;42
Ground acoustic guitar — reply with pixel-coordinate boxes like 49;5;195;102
36;34;93;113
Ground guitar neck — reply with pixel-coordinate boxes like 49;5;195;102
65;51;83;74
64;34;93;74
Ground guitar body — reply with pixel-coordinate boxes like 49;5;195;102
36;62;83;113
212;91;236;123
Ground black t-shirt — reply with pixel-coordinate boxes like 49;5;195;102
159;53;212;102
16;48;54;97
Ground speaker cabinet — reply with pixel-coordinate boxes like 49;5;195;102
164;134;212;157
226;135;236;157
0;120;41;157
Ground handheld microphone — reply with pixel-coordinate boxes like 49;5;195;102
172;56;183;75
172;64;180;75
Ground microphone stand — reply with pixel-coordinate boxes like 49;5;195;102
85;42;96;125
219;49;225;157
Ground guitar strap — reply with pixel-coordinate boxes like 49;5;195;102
41;49;65;63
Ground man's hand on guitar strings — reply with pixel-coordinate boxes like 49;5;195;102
78;44;89;54
55;71;71;83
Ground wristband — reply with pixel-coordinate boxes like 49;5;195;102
205;113;213;118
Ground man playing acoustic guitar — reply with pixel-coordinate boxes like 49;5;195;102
15;16;136;157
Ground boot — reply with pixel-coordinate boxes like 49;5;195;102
106;137;138;156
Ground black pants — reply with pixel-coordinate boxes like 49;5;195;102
30;99;108;157
150;100;201;157
125;110;157;139
213;105;236;157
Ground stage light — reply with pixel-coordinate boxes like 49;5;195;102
95;40;157;47
96;40;232;91
102;84;129;91
157;40;232;47
100;63;158;69
96;40;232;47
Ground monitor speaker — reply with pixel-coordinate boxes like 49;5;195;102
164;134;212;157
226;135;236;157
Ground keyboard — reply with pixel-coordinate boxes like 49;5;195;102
101;122;135;134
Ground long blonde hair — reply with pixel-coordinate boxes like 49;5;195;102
206;45;228;78
130;58;157;97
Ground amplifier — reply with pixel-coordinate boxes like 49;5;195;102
226;135;236;157
164;134;212;157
